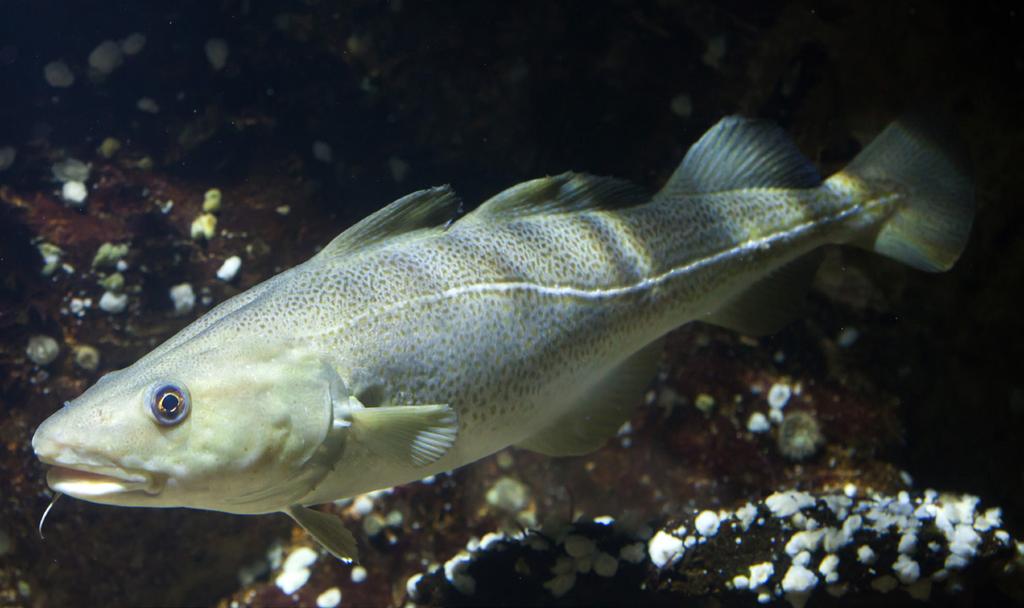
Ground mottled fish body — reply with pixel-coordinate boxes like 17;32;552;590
32;116;973;561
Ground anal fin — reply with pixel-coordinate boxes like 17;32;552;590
516;340;663;457
705;251;822;336
286;505;359;562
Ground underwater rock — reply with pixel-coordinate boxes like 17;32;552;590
404;489;1020;607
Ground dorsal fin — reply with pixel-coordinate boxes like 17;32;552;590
659;116;821;198
315;186;461;260
468;172;648;221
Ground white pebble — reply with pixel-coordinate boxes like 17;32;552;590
768;382;792;409
352;495;374;515
389;156;409;182
26;335;60;365
99;291;127;314
543;572;575;597
69;297;87;316
205;38;230;71
312;141;333;163
88;40;124;74
748;562;774;588
216;256;242;281
818;554;840;582
837;326;859;347
62;180;88;205
785;530;823;557
898;532;917;554
781;564;818;593
871;575;899;593
405;573;424;600
443;553;475;595
735;503;758;531
694;510;720;537
765;490;815;518
648;530;684;568
169;283;196;315
746;412;770;433
732;574;749;590
275;546;318;594
670;93;693;118
136;97;160;114
485;476;529;513
0;146;14;171
974;507;1002;532
592;552;618;577
945;553;970;570
564;535;595;558
618;542;645;564
701;34;727;69
893;554;920;585
949;524;981;557
44;61;75;87
315;587;341;608
351;565;367;583
856;545;877;565
120;33;147;56
54;158;90;183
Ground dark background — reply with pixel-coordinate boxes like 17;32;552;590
0;1;1022;606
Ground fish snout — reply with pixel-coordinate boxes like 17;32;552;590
33;406;166;499
31;405;69;461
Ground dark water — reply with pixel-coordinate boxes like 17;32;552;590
1;1;1022;606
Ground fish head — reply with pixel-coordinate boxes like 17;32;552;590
32;335;340;514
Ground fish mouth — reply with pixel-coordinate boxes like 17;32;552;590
41;460;165;497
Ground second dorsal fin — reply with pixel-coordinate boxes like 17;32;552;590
315;186;462;261
468;172;648;221
659;116;821;199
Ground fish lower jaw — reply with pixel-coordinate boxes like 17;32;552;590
43;461;166;498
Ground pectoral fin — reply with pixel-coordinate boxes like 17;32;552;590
286;505;359;563
349;404;458;467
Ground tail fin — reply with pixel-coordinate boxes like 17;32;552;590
837;116;974;272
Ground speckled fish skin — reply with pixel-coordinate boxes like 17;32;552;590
32;116;973;532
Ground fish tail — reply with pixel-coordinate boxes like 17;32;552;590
832;116;975;272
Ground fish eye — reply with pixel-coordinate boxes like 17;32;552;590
149;384;190;426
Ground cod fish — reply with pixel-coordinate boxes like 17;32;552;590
32;116;973;561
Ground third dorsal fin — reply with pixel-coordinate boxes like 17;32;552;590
659;116;821;198
468;172;648;221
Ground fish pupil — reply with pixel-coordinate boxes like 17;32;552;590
160;392;180;414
